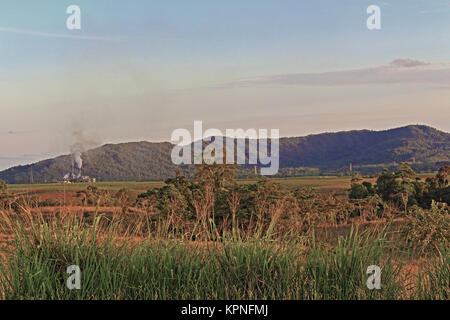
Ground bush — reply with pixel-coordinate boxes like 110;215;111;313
403;202;450;253
349;183;371;199
0;180;7;193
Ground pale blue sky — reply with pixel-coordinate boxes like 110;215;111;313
0;0;449;169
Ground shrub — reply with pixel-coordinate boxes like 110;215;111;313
403;202;450;253
0;180;7;193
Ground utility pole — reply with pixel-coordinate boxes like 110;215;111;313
30;166;34;184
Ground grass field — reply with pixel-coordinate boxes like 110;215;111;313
0;210;447;300
4;176;354;208
7;174;434;195
7;176;356;196
0;173;448;300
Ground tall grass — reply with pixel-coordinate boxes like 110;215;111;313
415;245;449;300
1;210;433;300
301;230;404;299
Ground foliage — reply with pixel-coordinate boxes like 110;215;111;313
76;185;112;207
349;181;375;199
0;180;6;193
403;202;450;253
0;214;413;300
350;164;450;210
0;163;449;300
415;245;449;300
302;230;403;299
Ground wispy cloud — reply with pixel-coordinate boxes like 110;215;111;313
222;59;450;88
6;130;34;135
0;26;120;41
389;58;429;68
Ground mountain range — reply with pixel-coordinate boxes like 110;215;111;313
1;125;449;183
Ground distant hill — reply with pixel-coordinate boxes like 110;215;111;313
1;125;449;183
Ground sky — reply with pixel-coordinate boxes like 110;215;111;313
0;0;449;170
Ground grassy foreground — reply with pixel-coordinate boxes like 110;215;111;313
0;212;448;300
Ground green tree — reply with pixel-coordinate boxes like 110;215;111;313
349;183;370;199
157;184;189;226
436;165;450;188
0;180;7;193
348;172;376;200
375;164;421;210
194;162;237;192
420;166;450;207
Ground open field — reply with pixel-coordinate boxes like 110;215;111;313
7;181;165;195
7;174;436;206
7;174;435;194
6;176;359;200
6;176;356;208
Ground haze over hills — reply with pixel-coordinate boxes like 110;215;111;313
1;125;449;184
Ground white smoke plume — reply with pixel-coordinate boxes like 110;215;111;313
71;144;83;169
63;131;98;180
70;143;84;179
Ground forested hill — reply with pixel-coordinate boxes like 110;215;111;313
279;125;449;168
1;125;449;183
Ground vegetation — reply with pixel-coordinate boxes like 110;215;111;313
349;163;450;210
403;203;449;253
0;163;449;300
0;180;6;193
0;210;446;300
